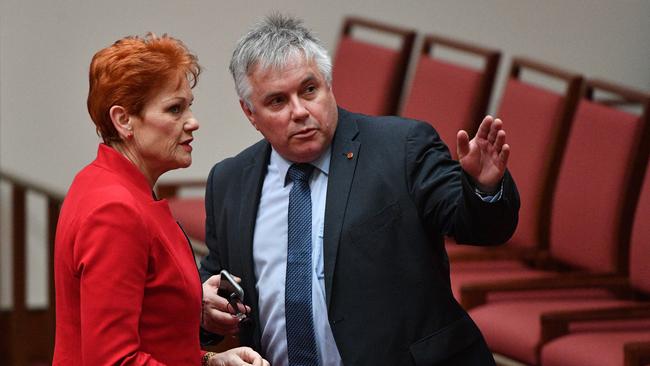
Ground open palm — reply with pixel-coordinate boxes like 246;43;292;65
457;116;510;192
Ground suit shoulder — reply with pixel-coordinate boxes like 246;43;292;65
347;111;437;139
208;139;268;178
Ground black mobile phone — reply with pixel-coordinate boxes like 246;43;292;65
218;269;245;302
218;269;250;323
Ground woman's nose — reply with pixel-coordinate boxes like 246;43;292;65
185;115;199;131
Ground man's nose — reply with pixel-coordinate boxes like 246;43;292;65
289;96;309;121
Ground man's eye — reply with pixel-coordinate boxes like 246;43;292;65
304;85;316;94
269;97;285;106
168;105;181;113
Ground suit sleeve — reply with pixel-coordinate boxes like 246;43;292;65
405;121;520;245
198;164;225;346
199;164;223;282
73;201;167;366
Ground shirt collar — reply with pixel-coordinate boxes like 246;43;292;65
271;146;331;187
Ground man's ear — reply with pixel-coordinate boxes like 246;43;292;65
109;105;133;140
240;99;259;131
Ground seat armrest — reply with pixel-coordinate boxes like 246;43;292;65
460;273;627;309
540;305;650;344
624;341;650;366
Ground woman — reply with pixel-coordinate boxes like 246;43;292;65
53;34;268;366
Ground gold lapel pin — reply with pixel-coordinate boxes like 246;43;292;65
345;152;354;160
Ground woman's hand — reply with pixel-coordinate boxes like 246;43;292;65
207;347;270;366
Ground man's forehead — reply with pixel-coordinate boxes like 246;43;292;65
248;55;320;79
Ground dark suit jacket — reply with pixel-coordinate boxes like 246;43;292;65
200;108;519;365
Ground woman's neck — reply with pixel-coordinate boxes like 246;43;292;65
110;142;159;188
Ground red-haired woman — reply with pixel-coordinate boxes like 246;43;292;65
53;34;268;366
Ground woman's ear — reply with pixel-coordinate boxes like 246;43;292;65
109;105;133;140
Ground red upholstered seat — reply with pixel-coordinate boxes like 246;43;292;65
446;58;582;263
167;197;206;242
536;137;650;366
401;34;500;157
549;100;645;272
331;17;415;116
541;331;650;366
471;299;637;365
462;79;650;365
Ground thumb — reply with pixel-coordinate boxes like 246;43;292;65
204;274;221;289
456;130;470;158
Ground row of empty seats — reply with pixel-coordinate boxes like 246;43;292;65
453;79;650;365
159;16;650;365
331;16;500;157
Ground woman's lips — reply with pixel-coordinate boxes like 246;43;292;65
180;139;193;152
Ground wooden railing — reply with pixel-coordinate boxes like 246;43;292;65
0;172;214;365
1;171;65;366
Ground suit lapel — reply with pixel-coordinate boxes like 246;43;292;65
323;109;360;309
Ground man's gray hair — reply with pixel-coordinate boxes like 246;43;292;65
229;13;333;109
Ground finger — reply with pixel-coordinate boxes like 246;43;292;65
230;300;251;314
203;306;242;335
237;347;264;365
456;130;470;159
206;306;241;324
475;115;493;140
203;288;229;309
252;356;264;366
500;143;511;167
487;118;502;144
494;129;506;152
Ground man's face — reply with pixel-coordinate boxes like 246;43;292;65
241;55;338;163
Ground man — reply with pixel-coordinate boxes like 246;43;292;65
200;14;519;366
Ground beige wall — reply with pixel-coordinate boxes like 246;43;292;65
2;0;649;191
1;0;649;306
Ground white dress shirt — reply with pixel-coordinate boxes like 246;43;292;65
252;147;343;366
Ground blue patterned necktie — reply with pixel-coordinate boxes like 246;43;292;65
285;163;319;366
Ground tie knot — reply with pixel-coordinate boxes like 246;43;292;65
288;163;314;183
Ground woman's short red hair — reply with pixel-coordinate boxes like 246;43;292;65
87;33;201;144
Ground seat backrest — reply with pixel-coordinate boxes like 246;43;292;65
495;58;583;251
630;151;650;294
168;197;206;242
401;34;500;157
331;17;415;116
550;80;650;274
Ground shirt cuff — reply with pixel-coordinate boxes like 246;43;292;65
473;181;504;203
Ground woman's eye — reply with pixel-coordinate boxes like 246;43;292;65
168;105;181;114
